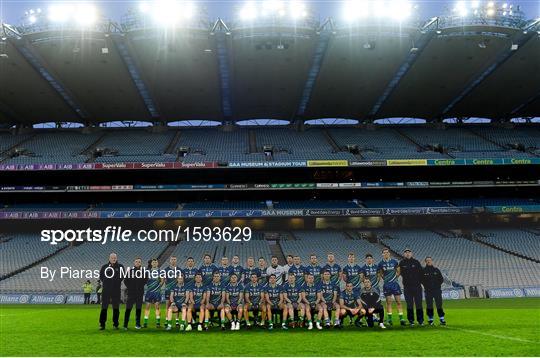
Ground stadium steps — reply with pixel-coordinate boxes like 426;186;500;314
323;129;342;153
248;130;258;154
164;131;181;155
157;241;180;264
269;240;286;265
80;132;107;157
467;128;511;150
472;234;540;264
0;241;71;281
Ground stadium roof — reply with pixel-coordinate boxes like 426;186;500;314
0;5;539;126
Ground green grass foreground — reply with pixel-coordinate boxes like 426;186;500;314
1;298;539;356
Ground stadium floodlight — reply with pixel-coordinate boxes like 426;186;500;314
372;0;386;18
389;0;412;20
471;0;480;9
28;15;37;24
262;0;285;15
486;7;495;15
454;1;468;16
140;1;195;26
342;0;369;22
289;1;307;19
239;2;258;20
47;3;98;26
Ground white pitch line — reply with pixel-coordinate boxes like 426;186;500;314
448;327;538;344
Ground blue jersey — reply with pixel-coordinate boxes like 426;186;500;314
341;289;360;308
378;259;399;284
230;265;244;281
245;282;264;305
199;264;218;286
302;283;320;304
171;284;188;306
265;283;282;305
282;282;302;303
362;264;380;287
145;268;163;293
305;264;322;284
243;266;261;285
289;265;306;286
343;264;362;289
258;267;269;284
182;267;198;287
190;283;206;306
163;266;181;292
323;263;342;285
206;281;223;306
218;266;234;285
320;280;338;303
225;283;244;305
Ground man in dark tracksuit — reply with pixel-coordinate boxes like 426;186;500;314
398;249;424;325
99;253;124;330
123;257;147;330
360;278;386;329
421;257;446;325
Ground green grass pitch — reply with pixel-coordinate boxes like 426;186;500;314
1;298;539;356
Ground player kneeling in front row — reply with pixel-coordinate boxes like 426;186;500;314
302;273;323;330
338;282;362;327
282;273;305;328
166;276;189;331
360;278;386;329
319;270;340;328
224;273;244;330
244;272;265;328
187;273;207;331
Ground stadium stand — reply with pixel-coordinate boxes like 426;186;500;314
474;229;540;261
2;131;100;164
379;230;540;288
0;126;538;163
0;235;68;278
0;240;168;293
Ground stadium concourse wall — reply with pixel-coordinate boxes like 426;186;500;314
0;158;539;171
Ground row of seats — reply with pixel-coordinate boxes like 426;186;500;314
1;126;537;164
474;229;540;261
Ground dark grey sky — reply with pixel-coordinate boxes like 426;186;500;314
1;0;539;25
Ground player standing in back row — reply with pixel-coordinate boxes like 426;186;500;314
378;249;405;326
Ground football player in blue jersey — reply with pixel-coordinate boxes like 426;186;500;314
305;254;322;284
224;273;244;330
143;259;164;328
288;255;306;286
282;273;305;328
182;257;198;287
264;274;285;330
361;253;380;292
230;255;244;281
205;270;225;330
338;281;362;327
378;248;405;325
258;257;269;284
319;270;340;328
301;273;323;330
165;276;189;331
200;254;218;286
343;253;362;290
244;272;265;328
243;257;260;284
323;253;342;286
187;272;206;331
163;256;181;312
218;256;234;285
